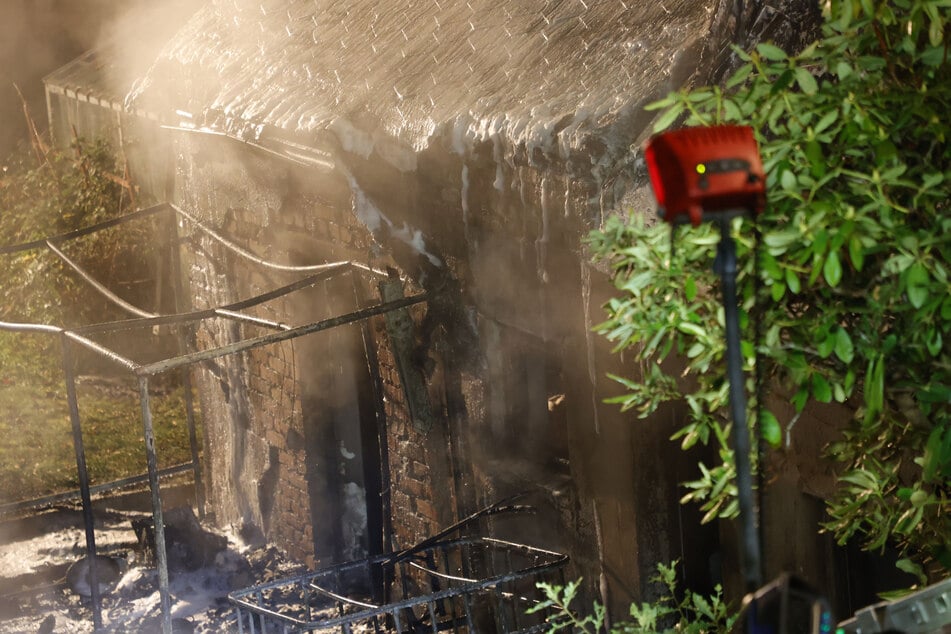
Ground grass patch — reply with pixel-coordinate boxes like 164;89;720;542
0;135;196;505
0;334;199;504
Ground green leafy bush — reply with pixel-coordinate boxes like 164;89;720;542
530;562;735;633
592;0;951;579
0;136;160;384
0;135;193;502
0;136;156;329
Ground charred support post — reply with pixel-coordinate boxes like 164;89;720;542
137;376;173;634
182;370;205;520
180;371;205;519
351;269;392;601
165;209;206;519
379;277;435;432
61;334;103;631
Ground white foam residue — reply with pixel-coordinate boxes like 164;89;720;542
120;588;162;624
349;175;384;233
537;176;551;283
556;106;593;160
373;131;418;172
393;222;443;267
518;167;528;207
346;170;442;267
492;135;505;192
563;175;572;219
411;117;439;153
581;262;601;435
461;163;471;241
328;117;375;158
450;114;472;156
525;107;558;162
341;482;368;561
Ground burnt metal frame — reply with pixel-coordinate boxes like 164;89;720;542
229;536;570;634
0;202;425;634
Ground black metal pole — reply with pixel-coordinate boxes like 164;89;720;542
714;217;763;592
61;334;103;630
137;376;173;634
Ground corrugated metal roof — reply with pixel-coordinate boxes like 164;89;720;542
44;0;205;118
128;0;724;162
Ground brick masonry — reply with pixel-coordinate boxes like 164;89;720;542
174;135;461;568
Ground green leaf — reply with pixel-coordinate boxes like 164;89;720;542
653;102;686;132
757;42;788;61
834;328;854;363
864;355;884;424
644;93;678;111
929;16;944;47
848;236;865;271
781;169;798;192
678;322;706;338
684;276;698;301
785;267;801;294
834;382;846;402
813;373;833;403
760;410;782;448
764;227;802;250
771;69;796;95
813;109;839;135
837;0;853;29
818;331;836;358
857;55;886;71
922;426;949;483
726;63;753;88
910;490;929;508
771;282;786;301
926;328;943;357
895;558;927;584
922;45;945;66
823;251;843;287
805;140;825;178
687;90;715;103
794;68;818;95
906;263;930;309
792;386;809;412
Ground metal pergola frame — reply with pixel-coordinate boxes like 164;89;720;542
0;202;426;634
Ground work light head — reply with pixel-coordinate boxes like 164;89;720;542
644;125;766;226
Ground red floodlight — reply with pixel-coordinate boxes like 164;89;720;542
644;125;765;226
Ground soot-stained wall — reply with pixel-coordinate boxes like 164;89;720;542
170;133;391;566
44;0;874;619
46;84;846;620
157;114;712;615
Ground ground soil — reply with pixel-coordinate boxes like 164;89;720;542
0;498;303;633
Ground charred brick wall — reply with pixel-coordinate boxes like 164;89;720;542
172;131;464;569
372;305;459;552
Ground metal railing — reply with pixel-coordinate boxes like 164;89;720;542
230;537;569;634
0;201;421;634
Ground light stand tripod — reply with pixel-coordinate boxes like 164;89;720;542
713;213;762;592
645;124;767;592
645;125;836;634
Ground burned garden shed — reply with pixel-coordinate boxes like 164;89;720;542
36;0;839;629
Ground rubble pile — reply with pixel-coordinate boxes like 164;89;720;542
0;505;302;633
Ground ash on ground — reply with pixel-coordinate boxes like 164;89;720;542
0;504;304;633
